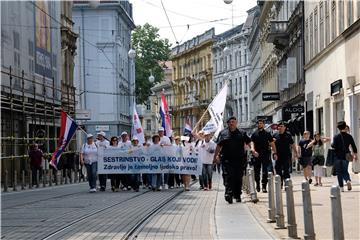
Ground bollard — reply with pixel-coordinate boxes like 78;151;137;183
285;179;298;238
55;170;59;185
65;170;68;184
21;170;25;190
267;172;276;222
70;169;74;184
60;170;64;185
274;175;285;229
29;170;33;189
36;170;40;188
49;170;53;187
13;170;18;191
42;170;46;187
330;186;344;240
302;180;316;240
248;167;259;203
4;170;8;192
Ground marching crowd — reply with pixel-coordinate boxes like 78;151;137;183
36;116;358;204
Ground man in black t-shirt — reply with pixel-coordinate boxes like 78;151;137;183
213;116;251;204
273;121;298;186
250;119;277;193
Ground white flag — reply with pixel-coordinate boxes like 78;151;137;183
132;105;145;144
201;83;227;134
208;83;227;129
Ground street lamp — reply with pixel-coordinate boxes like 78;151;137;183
223;0;233;4
223;0;234;27
223;46;231;56
148;70;155;83
128;48;136;59
89;0;100;8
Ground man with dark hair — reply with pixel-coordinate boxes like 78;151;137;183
273;121;298;186
250;119;277;193
332;121;358;191
213;116;251;204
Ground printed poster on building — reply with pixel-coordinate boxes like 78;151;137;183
35;0;52;78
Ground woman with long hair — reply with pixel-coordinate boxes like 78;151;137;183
308;133;330;186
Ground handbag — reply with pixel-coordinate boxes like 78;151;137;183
312;155;325;166
340;134;353;162
326;149;336;166
352;160;360;174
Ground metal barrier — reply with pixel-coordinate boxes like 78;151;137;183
330;185;344;240
248;167;259;203
267;172;276;222
274;175;285;229
285;179;298;238
301;180;316;240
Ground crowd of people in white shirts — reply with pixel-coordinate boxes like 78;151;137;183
79;127;217;193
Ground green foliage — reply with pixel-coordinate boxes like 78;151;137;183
131;23;171;104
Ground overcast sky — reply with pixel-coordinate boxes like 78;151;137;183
131;0;257;46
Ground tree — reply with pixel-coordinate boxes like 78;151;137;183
131;23;171;104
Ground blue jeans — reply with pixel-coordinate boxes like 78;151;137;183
151;173;161;190
85;162;97;189
202;164;213;188
334;158;351;187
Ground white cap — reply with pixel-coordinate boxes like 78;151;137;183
86;134;94;138
158;127;165;132
131;136;139;141
121;131;128;136
97;131;106;137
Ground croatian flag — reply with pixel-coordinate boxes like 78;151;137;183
184;117;192;135
50;110;78;170
159;92;173;137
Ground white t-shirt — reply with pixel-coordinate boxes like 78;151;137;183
160;135;171;145
96;139;110;149
81;143;98;164
118;140;132;150
198;140;216;164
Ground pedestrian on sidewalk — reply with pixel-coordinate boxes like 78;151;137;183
130;137;141;192
307;132;330;186
213;116;251;204
80;134;98;193
298;131;313;184
109;136;121;192
158;127;172;190
250;119;277;193
28;143;44;186
331;121;358;192
273;121;298;187
118;131;132;191
199;132;216;190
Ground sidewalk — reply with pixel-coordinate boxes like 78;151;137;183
248;172;360;240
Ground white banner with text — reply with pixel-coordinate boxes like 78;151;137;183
97;145;201;175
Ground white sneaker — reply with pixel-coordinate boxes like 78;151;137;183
159;186;162;190
89;188;96;193
170;186;174;189
164;184;169;190
122;187;127;191
340;187;344;192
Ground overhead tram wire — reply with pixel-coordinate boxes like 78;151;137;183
160;0;179;45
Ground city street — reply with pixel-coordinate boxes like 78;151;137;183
2;173;274;240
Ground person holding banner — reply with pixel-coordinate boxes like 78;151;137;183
199;132;216;190
80;134;98;193
130;137;141;192
213;116;251;204
151;134;162;191
109;136;121;192
96;131;110;191
158;127;171;189
118;131;132;191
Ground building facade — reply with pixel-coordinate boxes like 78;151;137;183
73;1;135;138
258;0;305;133
1;1;77;182
304;1;360;147
171;28;215;135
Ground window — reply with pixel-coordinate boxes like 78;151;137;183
320;2;324;51
220;58;223;72
325;0;330;45
224;56;227;71
28;40;34;56
239;51;242;66
305;20;309;63
146;103;151;110
235;78;238;95
146;120;151;130
331;1;337;40
13;31;20;50
339;0;344;33
239;77;242;93
215;83;218;94
229;80;232;95
310;14;313;59
235;52;238;67
347;0;354;26
229;54;232;70
244;76;248;93
314;7;318;55
244;50;247;64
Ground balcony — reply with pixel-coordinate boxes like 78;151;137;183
266;20;289;49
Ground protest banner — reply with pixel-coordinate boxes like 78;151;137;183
97;145;201;175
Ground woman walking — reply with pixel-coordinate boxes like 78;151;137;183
308;133;330;186
109;136;121;192
298;131;313;183
80;134;98;193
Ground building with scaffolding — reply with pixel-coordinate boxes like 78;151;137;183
1;1;77;186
